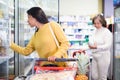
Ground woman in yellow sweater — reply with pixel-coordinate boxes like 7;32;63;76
10;7;70;67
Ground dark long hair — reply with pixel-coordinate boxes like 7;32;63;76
108;24;113;32
92;14;107;27
27;7;49;32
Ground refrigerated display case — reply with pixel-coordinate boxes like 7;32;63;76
113;0;120;80
0;0;14;79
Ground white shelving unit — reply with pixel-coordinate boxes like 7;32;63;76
60;16;95;57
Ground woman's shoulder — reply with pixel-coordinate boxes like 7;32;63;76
103;27;110;32
49;21;58;25
103;27;112;35
49;21;61;28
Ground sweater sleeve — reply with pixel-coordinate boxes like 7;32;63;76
10;36;35;56
97;30;113;51
50;22;70;58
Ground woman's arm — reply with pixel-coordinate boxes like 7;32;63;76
10;36;35;56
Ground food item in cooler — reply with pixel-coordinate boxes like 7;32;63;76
0;38;2;46
0;46;6;56
0;10;3;18
0;38;6;56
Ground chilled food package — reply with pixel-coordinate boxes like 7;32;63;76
0;19;11;56
0;37;6;56
29;70;76;80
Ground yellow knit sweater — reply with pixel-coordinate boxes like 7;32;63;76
10;21;70;66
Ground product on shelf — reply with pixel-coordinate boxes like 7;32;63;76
60;16;95;49
0;46;6;56
0;9;3;18
0;38;6;56
0;38;2;46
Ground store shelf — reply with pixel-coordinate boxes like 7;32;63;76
115;42;120;43
0;56;13;64
69;39;85;41
65;33;90;35
0;1;14;18
0;56;11;80
69;45;88;50
60;16;95;51
0;1;7;5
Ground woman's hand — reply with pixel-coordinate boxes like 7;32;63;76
48;56;57;62
88;42;97;49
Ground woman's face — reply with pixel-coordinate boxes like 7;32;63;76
93;18;102;29
27;15;36;27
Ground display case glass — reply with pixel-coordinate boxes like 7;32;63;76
0;0;14;80
113;0;120;79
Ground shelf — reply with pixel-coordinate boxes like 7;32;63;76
69;39;85;41
19;21;28;25
115;41;120;43
0;1;14;8
69;45;88;50
62;26;94;30
0;1;7;5
0;56;13;64
60;16;95;50
65;33;90;35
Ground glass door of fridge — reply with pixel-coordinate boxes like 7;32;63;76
0;0;15;80
113;1;120;79
17;0;59;77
